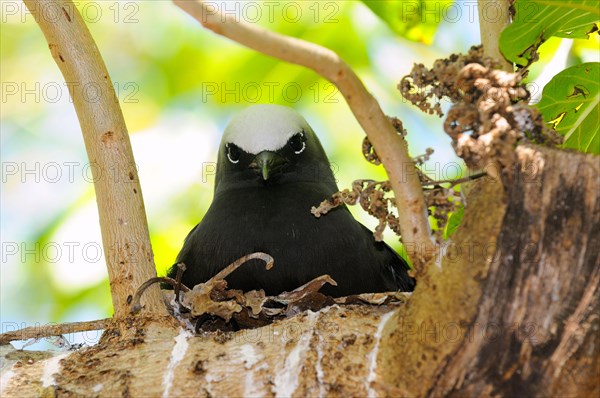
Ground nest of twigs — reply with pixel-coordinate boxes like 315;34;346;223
131;253;408;333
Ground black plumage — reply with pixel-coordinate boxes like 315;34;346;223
168;105;414;297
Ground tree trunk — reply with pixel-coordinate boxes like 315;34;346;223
1;145;598;397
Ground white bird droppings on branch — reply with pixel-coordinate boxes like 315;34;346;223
273;311;318;398
41;352;70;388
0;366;16;395
366;310;396;398
162;328;192;398
237;344;265;396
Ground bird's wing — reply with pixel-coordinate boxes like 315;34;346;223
358;223;415;291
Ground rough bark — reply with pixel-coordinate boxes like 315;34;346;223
383;144;599;397
0;307;401;397
428;145;599;397
2;144;597;397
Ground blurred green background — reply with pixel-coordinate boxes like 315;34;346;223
1;0;597;347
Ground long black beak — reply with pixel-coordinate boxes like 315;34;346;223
252;151;287;180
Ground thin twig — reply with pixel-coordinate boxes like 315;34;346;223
421;172;488;188
174;262;187;303
130;277;191;313
212;252;274;281
173;0;435;267
0;319;112;345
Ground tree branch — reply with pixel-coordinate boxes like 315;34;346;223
173;0;435;266
478;0;513;71
23;0;166;317
0;319;111;345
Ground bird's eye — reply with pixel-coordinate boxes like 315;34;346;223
226;143;241;164
288;132;306;154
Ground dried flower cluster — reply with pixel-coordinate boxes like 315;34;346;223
362;137;382;166
315;138;473;244
316;118;432;243
399;45;560;175
316;131;476;244
361;117;407;166
315;46;562;244
312;179;401;242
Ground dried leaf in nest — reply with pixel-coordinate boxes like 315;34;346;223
284;293;336;317
264;275;338;318
182;279;242;322
226;275;338;324
180;253;273;323
271;274;338;304
242;289;267;317
335;291;409;305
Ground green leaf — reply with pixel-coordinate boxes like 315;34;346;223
499;0;599;66
444;205;464;239
537;62;599;154
362;0;454;44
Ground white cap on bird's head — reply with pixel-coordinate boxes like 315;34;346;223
222;104;311;154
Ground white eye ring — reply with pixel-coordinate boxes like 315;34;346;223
294;141;306;155
226;144;240;164
290;132;306;154
227;152;239;164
